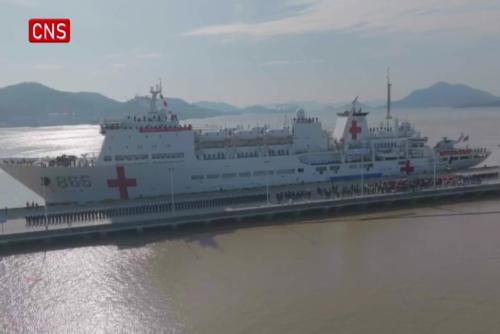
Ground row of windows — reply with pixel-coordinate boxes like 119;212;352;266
204;152;226;160
202;149;291;160
115;154;148;162
191;168;297;181
236;152;259;158
316;165;343;175
103;152;184;162
152;152;184;160
374;142;399;148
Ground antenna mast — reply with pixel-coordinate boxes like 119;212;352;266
386;67;392;120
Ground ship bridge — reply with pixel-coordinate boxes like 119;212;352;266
96;82;195;165
292;109;329;153
100;83;192;135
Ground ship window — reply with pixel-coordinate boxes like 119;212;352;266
152;152;184;160
115;154;148;161
253;171;266;176
191;175;204;180
222;173;237;178
315;167;327;173
239;172;251;177
207;174;219;179
103;156;112;162
297;168;304;173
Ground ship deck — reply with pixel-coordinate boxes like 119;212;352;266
1;166;499;248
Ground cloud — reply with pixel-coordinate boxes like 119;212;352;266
0;0;37;8
182;0;500;38
110;63;127;68
260;59;324;67
105;51;162;60
135;52;162;59
33;64;62;71
105;53;123;59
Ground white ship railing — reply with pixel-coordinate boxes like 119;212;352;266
1;156;98;168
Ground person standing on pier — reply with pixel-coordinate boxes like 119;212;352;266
0;207;7;234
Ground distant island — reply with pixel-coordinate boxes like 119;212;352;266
391;82;500;108
0;82;285;127
0;81;498;127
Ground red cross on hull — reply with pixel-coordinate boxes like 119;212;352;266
349;120;362;140
107;166;137;200
400;160;415;175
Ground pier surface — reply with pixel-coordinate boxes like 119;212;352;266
1;167;499;247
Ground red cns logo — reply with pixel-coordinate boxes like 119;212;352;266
29;18;70;43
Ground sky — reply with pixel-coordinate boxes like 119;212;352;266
0;0;499;106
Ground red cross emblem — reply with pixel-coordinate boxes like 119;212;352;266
349;120;362;140
400;160;415;175
107;166;137;200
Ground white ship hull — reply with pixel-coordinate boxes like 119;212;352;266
0;154;484;205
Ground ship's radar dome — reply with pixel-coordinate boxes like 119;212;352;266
296;108;306;119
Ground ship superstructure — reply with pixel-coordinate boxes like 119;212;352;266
0;79;490;205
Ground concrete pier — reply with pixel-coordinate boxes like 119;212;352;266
1;167;499;247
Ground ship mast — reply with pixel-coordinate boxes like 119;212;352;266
386;67;392;120
149;80;162;113
351;96;359;114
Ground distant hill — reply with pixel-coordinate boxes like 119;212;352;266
392;82;500;108
0;82;224;127
194;101;240;114
241;105;287;114
0;82;120;126
125;96;223;120
274;101;335;113
194;101;289;115
457;100;500;108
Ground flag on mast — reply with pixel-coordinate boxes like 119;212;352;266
160;94;168;108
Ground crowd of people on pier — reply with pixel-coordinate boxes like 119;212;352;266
26;201;41;209
25;194;266;228
274;173;490;203
23;172;498;228
275;190;312;203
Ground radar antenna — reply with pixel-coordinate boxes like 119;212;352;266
351;96;359;113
